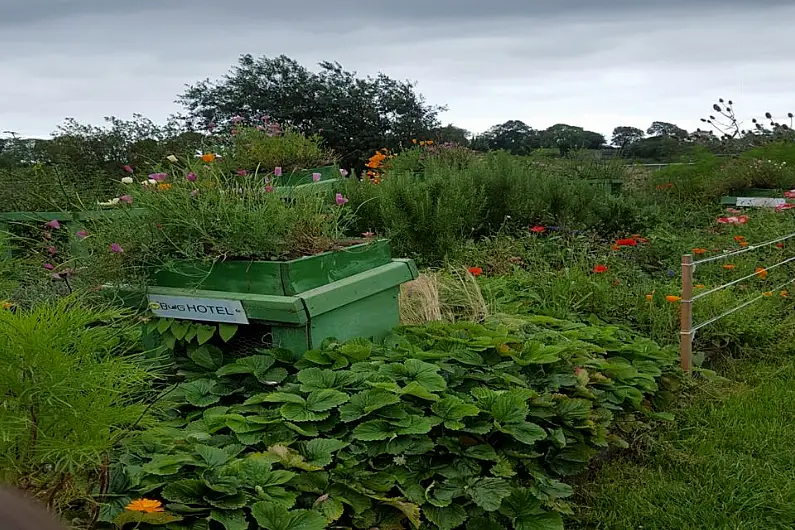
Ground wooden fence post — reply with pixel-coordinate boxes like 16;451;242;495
680;254;694;372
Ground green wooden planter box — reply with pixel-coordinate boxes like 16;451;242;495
584;179;624;195
127;240;418;356
278;165;340;187
720;189;789;206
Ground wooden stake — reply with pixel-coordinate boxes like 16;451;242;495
680;254;694;372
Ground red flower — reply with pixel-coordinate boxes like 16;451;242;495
777;243;785;249
784;190;795;198
616;238;638;247
530;225;546;234
468;267;483;277
717;216;749;225
592;264;608;273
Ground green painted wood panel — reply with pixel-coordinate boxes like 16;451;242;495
308;287;400;348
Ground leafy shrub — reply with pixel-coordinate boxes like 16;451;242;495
216;127;334;175
0;297;157;516
104;315;681;529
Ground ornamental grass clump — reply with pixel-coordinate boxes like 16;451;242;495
79;153;355;287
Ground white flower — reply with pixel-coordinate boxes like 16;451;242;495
143;178;157;186
166;154;178;163
121;176;134;184
97;197;121;207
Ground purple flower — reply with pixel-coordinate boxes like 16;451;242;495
190;189;200;197
335;193;349;206
274;167;282;177
186;172;197;182
119;195;133;204
75;230;89;240
339;168;349;177
237;169;248;176
149;173;167;182
47;246;57;256
231;115;244;124
208;122;216;132
43;263;54;270
110;243;124;254
44;219;61;230
312;172;321;182
123;164;134;173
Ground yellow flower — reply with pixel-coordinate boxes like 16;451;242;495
166;154;178;163
157;183;172;191
695;284;705;289
125;499;164;513
201;153;216;163
419;141;426;146
781;290;789;298
763;291;773;297
1;301;13;310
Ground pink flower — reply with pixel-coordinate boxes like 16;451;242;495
717;215;749;225
237;169;248;176
312;172;321;182
776;203;795;212
123;164;134;173
43;263;54;270
186;172;197;182
265;185;274;193
47;246;57;256
274;167;282;177
110;243;124;253
231;115;244;124
190;189;200;198
335;193;349;206
726;207;741;214
362;231;375;238
75;230;88;240
784;190;795;199
339;168;349;177
149;173;167;182
208;122;216;132
119;195;133;204
44;219;61;230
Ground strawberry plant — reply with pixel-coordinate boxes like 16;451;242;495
101;315;682;530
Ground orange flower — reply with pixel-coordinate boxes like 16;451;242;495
126;499;164;513
738;241;749;247
467;267;483;277
427;140;434;145
200;153;216;163
755;267;768;280
665;295;682;303
419;141;426;146
733;235;745;242
695;284;705;289
411;139;417;144
763;291;773;297
157;183;172;191
722;264;736;270
692;248;708;255
781;290;789;298
615;238;637;247
645;294;654;301
592;264;608;274
610;244;621;251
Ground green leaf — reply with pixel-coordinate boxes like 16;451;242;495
156;318;172;334
195;444;234;468
314;496;344;523
490;393;528;424
401;381;440;401
196;324;216;345
250;503;327;530
466;444;499;461
404;359;447;392
467;478;512;512
218;323;238;342
184;323;199;343
210;509;248;530
339;389;401;422
161;479;207;504
281;402;330;423
170;320;189;340
302;438;349;466
142;454;196;476
306;389;349;412
189;346;224;371
383;499;421;529
501;489;564;530
217;355;274;377
263;445;323;471
338;340;373;360
236;456;296;486
424;504;467;530
498;421;546;446
181;379;222;407
432;396;480;429
515;512;564;530
353;420;394;441
394;415;434;436
113;510;182;528
206;493;248;510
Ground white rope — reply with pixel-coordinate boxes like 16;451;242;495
692;231;795;265
691;277;795;334
691;255;795;301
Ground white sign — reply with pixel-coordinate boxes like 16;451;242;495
147;294;249;324
736;197;786;208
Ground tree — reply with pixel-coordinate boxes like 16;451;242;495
611;126;644;148
430;124;471;145
646;121;688;139
177;54;444;167
540;124;605;156
472;120;540;155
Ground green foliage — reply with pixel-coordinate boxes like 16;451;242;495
105;316;681;529
214;127;333;175
0;296;158;511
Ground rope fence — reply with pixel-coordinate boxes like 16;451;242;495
680;230;795;371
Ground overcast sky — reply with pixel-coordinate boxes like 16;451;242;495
1;0;793;140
